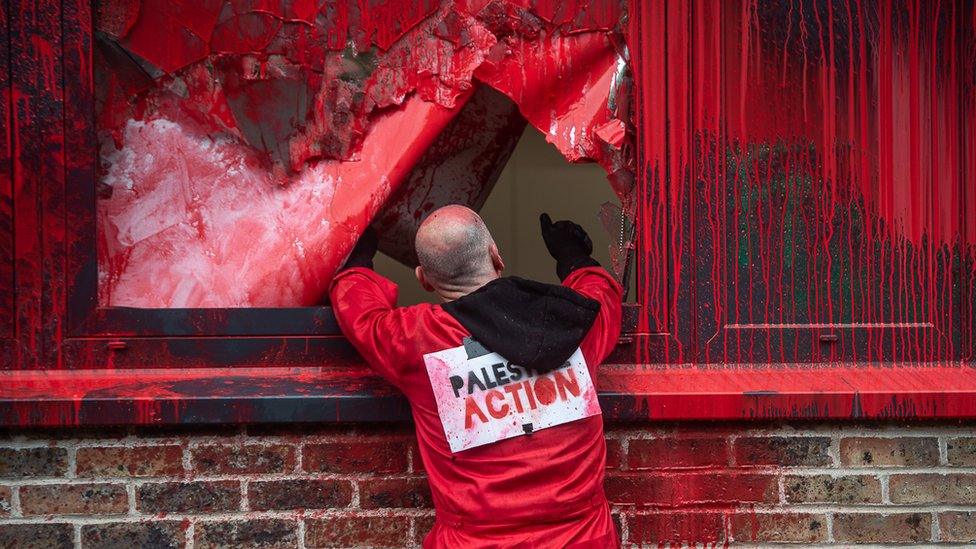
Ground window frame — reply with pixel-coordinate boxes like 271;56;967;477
62;3;644;364
0;0;12;370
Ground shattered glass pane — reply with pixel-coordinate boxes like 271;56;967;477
598;200;636;293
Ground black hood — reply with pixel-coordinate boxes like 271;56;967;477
442;277;600;373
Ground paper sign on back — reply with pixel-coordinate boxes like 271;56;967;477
423;338;601;453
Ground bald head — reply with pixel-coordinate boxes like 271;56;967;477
415;205;503;299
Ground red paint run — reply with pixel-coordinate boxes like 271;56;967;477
95;0;631;307
627;0;975;364
711;0;974;247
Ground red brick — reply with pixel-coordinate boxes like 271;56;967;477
0;447;68;478
0;524;74;549
604;473;669;505
946;437;976;467
195;519;297;549
0;485;11;517
604;439;623;469
731;512;827;543
303;439;409;474
360;477;434;508
192;444;295;475
839;437;939;467
248;479;353;510
833;513;931;543
890;473;976;504
783;474;881;503
81;521;185;549
137;480;240;512
626;511;725;546
940;511;976;542
77;446;183;478
20;483;127;515
734;436;831;466
605;472;777;506
305;515;412;548
629;438;729;469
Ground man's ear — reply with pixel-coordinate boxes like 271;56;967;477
415;266;436;292
489;243;505;276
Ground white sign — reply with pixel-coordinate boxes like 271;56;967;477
423;338;601;453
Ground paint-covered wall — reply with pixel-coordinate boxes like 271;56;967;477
631;0;975;364
1;4;975;544
4;0;973;374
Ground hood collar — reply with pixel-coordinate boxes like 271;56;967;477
442;277;600;372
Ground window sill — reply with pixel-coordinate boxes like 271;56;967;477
1;363;974;426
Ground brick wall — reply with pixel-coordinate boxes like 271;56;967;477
1;422;975;548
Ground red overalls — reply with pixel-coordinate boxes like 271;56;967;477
329;266;622;548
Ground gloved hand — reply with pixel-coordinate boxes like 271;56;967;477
342;226;378;270
539;213;600;280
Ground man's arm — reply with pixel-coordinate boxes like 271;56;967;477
563;266;622;368
328;229;414;389
540;214;623;368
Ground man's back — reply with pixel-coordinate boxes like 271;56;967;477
329;208;622;547
330;266;622;547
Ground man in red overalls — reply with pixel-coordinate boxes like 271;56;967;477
329;205;622;548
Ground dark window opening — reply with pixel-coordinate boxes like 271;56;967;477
376;127;637;306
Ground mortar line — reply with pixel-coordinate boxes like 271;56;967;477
9;485;21;517
241;480;249;512
126;483;137;515
182;444;192;479
828;434;841;467
294;442;304;474
619;437;630;471
824;511;834;543
297;517;307;549
0;507;434;525
66;447;77;479
880;473;891;504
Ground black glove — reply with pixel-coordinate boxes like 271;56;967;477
342;226;378;270
540;213;600;280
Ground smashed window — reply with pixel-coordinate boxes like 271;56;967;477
376;127;636;305
94;0;636;308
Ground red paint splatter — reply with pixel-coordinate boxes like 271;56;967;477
95;0;631;307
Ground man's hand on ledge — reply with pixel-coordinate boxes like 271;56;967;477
342;226;378;270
